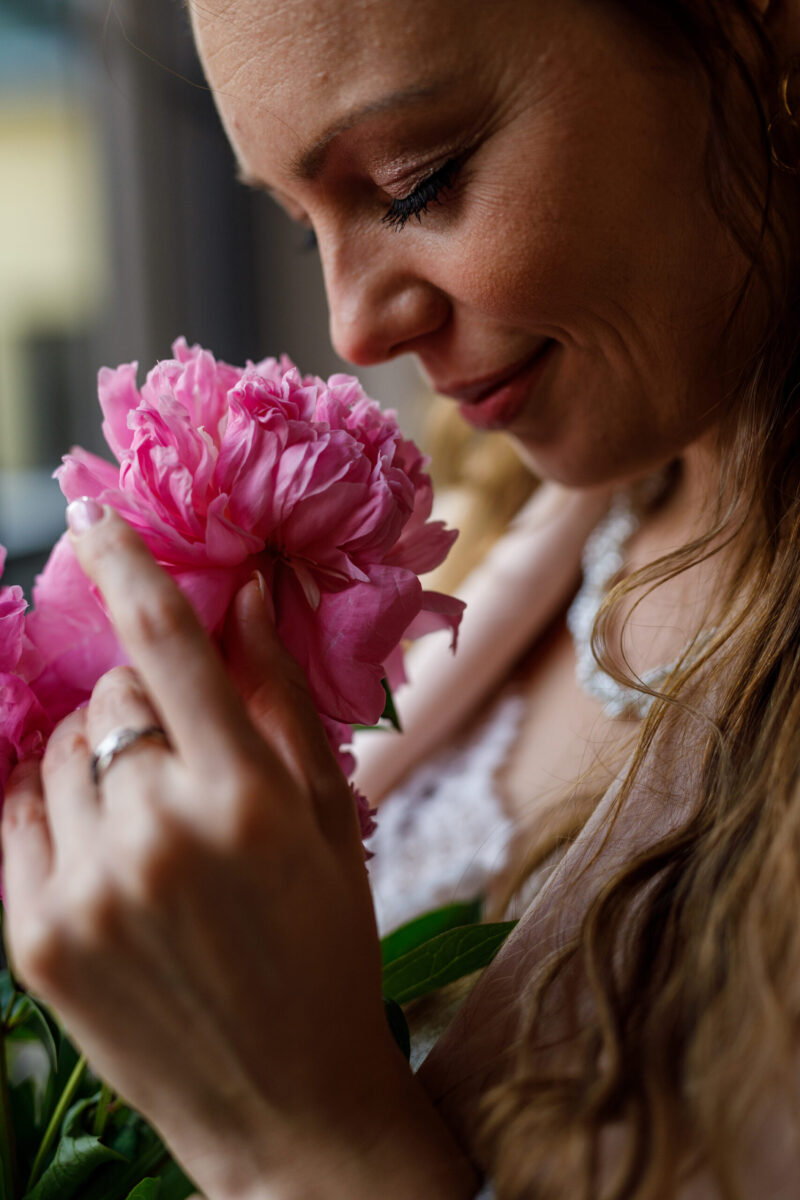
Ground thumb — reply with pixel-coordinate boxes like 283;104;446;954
224;577;367;859
224;571;276;702
222;572;293;720
222;574;343;791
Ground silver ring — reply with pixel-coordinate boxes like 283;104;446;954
90;725;169;787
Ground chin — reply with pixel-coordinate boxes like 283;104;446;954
509;436;675;492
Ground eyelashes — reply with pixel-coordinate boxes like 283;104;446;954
295;154;464;251
381;157;462;231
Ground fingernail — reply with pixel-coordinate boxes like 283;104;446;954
251;570;275;623
66;497;106;535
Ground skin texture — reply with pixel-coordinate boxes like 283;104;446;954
191;0;754;491
1;1;794;1197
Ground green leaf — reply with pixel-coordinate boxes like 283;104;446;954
105;1113;140;1163
379;680;402;732
77;1105;195;1200
8;999;59;1073
124;1180;161;1200
23;1128;124;1200
380;899;483;966
383;998;411;1060
156;1160;197;1200
77;1109;163;1200
381;921;517;1005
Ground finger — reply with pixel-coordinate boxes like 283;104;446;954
86;667;171;802
223;578;359;848
66;504;263;782
41;708;100;860
2;759;53;913
223;577;340;786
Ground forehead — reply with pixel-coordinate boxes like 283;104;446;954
192;0;479;78
190;0;500;155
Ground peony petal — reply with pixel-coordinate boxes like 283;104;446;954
276;563;422;726
205;494;263;566
387;519;459;575
98;361;141;460
382;642;408;692
402;589;466;653
172;565;245;635
352;785;378;845
0;672;52;804
56;447;120;503
214;391;287;534
171;342;239;432
25;535;126;721
320;715;356;778
0;577;27;674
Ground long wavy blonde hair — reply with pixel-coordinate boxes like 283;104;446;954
479;3;800;1196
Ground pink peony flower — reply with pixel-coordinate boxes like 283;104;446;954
0;548;52;803
22;340;464;828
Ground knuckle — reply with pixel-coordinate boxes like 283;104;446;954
42;715;88;775
119;586;189;652
90;511;139;556
1;787;42;834
92;665;143;707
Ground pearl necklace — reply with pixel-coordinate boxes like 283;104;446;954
566;485;698;720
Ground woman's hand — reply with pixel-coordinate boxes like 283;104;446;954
1;507;477;1200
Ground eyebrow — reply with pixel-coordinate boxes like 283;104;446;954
238;78;454;191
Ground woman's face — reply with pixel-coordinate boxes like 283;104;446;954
191;0;755;487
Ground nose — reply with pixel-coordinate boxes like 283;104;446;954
321;236;450;367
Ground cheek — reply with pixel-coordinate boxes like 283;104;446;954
437;57;725;359
443;149;731;394
520;335;724;490
438;181;624;338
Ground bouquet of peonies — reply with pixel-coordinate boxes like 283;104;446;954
0;338;466;828
0;341;518;1200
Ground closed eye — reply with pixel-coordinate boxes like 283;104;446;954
382;158;462;231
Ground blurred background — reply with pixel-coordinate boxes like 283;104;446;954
0;0;425;594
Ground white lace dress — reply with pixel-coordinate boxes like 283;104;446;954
366;689;525;936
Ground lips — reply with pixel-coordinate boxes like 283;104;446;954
435;342;549;403
433;340;556;432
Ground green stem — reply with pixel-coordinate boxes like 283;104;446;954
91;1081;113;1139
27;1054;87;1192
0;1021;18;1200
